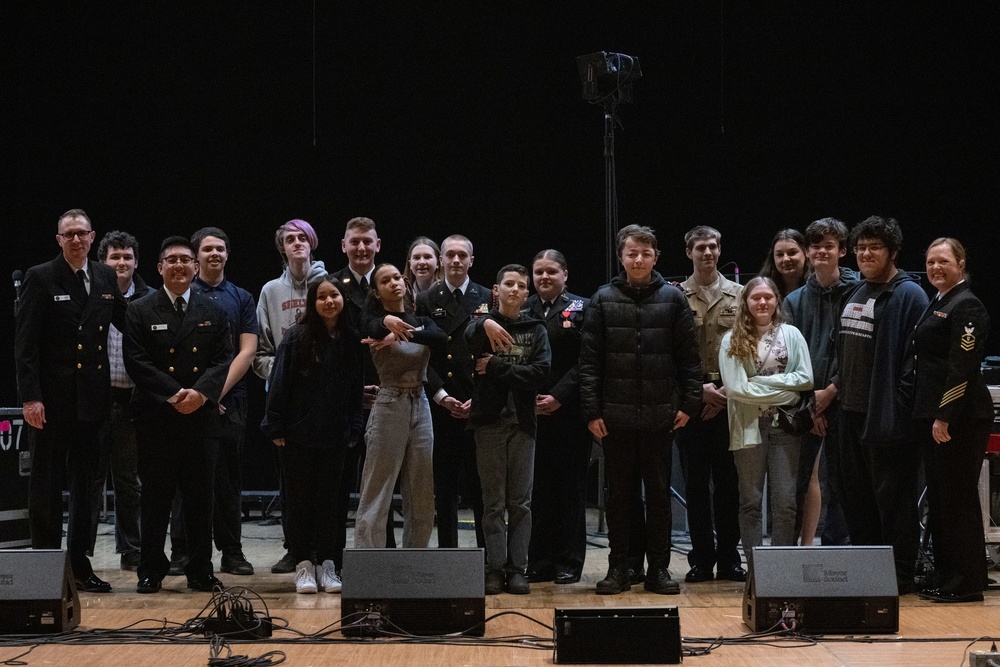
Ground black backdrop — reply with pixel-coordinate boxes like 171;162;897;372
6;4;999;487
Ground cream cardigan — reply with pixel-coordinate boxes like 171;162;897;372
718;323;814;451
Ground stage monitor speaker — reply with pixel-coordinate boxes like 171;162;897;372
341;548;485;636
744;546;898;634
554;606;681;664
0;549;80;634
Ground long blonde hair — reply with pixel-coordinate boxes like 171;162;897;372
727;276;783;364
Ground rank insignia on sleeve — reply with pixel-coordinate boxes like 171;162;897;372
961;325;976;351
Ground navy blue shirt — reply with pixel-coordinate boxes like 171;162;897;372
193;275;259;400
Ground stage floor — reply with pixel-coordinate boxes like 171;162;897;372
3;511;999;666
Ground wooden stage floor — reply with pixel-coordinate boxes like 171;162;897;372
3;512;999;666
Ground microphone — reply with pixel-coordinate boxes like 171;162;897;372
13;269;23;290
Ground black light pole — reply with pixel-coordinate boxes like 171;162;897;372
576;52;642;282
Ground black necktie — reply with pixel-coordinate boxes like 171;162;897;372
76;269;88;295
543;301;552;317
453;288;463;304
360;275;369;293
174;296;185;324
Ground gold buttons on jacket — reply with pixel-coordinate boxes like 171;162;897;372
169;367;175;373
192;347;198;353
77;344;83;350
98;345;102;351
169;348;175;353
193;367;199;373
447;335;452;342
76;363;82;369
447;354;453;360
99;326;104;332
447;372;453;378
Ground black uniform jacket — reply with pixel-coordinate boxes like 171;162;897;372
415;280;491;401
911;281;992;423
15;254;128;422
123;288;232;436
522;291;588;409
332;265;378;385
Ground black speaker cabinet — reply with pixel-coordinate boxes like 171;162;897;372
0;408;31;548
554;606;681;664
341;548;485;636
744;546;898;634
0;549;80;634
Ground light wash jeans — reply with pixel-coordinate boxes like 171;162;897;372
733;416;801;567
475;422;534;574
355;386;435;549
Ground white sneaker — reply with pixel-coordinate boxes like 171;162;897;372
295;560;317;594
318;559;342;593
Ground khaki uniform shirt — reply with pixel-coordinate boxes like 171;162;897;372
681;273;742;380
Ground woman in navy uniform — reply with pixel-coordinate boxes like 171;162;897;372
524;250;591;584
912;238;993;603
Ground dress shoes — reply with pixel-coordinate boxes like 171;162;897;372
554;568;582;585
684;565;715;583
220;551;254;576
167;553;187;577
918;588;984;603
644;563;680;595
187;574;224;592
525;565;555;583
75;574;112;593
716;565;747;582
271;550;298;574
136;576;162;594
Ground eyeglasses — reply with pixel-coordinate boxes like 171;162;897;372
58;230;94;240
853;243;886;255
162;255;196;266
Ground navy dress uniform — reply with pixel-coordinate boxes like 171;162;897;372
523;291;591;582
416;280;491;548
14;255;127;585
911;281;993;598
124;288;232;585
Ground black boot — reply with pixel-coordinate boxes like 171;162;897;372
596;562;632;595
644;559;680;595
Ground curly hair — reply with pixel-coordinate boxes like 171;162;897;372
850;215;902;257
726;276;783;365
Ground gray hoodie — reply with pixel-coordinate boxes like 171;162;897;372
253;260;327;382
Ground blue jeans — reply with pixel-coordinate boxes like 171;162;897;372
733;416;801;566
475;423;534;574
355;386;435;548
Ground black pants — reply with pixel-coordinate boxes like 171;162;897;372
280;441;345;564
431;406;485;549
836;410;919;582
171;394;248;557
528;408;591;573
603;427;673;567
137;421;218;581
30;420;101;580
675;411;741;570
920;417;990;595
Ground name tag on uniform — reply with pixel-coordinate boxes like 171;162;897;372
54;294;71;302
933;311;948;318
100;293;115;300
151;324;168;331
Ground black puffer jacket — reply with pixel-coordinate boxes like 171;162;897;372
579;271;702;432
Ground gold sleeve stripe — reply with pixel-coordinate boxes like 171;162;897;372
939;381;968;407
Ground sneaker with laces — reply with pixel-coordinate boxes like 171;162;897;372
295;560;317;594
318;560;342;593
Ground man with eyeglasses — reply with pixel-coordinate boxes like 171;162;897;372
833;215;928;595
123;236;233;594
15;209;128;593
